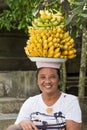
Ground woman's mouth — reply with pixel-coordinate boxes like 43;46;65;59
44;85;51;88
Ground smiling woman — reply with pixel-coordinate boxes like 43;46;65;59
7;61;82;130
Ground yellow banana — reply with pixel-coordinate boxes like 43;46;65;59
53;38;57;43
68;54;76;59
63;32;70;39
62;50;68;56
43;43;48;50
68;44;74;50
43;49;48;57
54;48;60;54
48;46;54;57
48;51;54;57
48;36;53;42
64;36;71;42
69;38;74;44
68;50;75;55
54;53;61;58
48;42;53;48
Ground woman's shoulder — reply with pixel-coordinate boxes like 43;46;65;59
59;92;79;108
25;94;41;103
61;92;78;101
30;94;41;100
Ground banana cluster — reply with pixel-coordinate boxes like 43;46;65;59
32;10;65;29
24;10;76;59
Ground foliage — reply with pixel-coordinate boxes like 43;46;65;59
65;0;87;37
0;0;43;33
0;0;86;35
0;0;63;33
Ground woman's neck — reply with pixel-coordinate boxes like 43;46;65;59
42;91;61;106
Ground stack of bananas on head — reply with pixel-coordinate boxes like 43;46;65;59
24;10;77;59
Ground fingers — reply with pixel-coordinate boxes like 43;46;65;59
19;120;38;130
7;124;22;130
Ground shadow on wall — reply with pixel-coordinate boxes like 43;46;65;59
66;86;87;96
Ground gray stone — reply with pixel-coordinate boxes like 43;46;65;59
0;71;40;98
0;97;25;113
0;113;17;130
0;83;4;97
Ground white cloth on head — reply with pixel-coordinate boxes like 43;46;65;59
36;61;61;69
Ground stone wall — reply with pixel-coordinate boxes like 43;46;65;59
0;71;40;98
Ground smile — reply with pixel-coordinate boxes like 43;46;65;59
44;85;51;88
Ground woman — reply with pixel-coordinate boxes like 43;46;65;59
7;62;82;130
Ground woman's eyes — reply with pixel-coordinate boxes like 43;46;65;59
39;76;45;79
39;75;57;80
50;75;57;79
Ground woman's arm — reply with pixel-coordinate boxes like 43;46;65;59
66;120;81;130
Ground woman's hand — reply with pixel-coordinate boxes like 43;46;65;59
19;120;38;130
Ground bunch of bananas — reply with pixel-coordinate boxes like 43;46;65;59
32;10;65;29
24;10;76;59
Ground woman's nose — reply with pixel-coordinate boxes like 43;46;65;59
45;77;51;83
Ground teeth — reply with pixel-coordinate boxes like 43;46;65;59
45;85;51;88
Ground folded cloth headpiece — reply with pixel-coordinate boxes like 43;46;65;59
36;61;61;69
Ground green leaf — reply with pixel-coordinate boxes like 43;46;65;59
71;6;83;15
80;13;87;18
65;15;74;26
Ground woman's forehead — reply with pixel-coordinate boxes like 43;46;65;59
38;67;58;74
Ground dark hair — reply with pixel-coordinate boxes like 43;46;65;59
36;68;60;79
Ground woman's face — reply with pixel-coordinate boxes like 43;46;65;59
37;67;60;95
